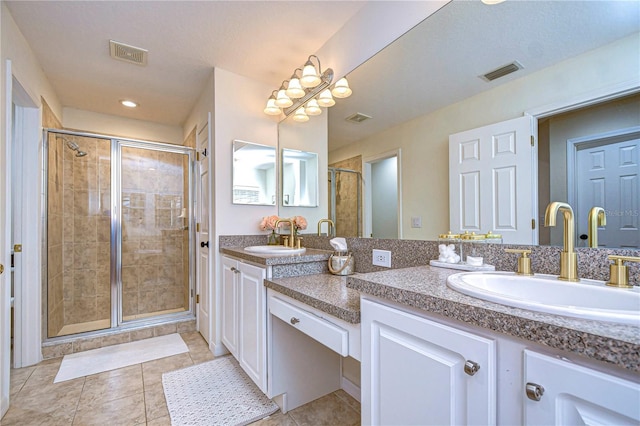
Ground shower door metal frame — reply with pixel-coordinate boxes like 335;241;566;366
42;129;196;340
112;139;196;328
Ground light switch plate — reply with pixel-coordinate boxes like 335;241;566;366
411;216;422;228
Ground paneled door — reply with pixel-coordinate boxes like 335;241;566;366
449;116;536;245
196;119;211;343
574;132;640;248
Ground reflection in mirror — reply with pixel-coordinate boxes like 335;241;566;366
232;140;276;205
314;0;639;248
282;149;319;207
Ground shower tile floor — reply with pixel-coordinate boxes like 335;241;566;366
2;331;361;425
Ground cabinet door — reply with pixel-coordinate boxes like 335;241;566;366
221;256;239;357
362;298;496;426
524;350;640;425
239;262;267;393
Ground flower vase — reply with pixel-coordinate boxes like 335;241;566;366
267;231;278;245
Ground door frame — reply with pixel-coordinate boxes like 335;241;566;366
363;149;402;239
566;126;640;209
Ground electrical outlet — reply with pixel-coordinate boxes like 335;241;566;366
411;216;422;228
372;249;391;268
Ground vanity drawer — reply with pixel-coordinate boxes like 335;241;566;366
269;295;349;356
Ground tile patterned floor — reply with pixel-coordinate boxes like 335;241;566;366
1;332;361;425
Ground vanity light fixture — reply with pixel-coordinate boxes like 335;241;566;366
120;99;138;108
481;0;506;4
263;54;352;121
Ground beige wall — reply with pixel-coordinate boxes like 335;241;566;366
329;34;640;241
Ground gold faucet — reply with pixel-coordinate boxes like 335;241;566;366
317;219;335;237
606;255;640;288
588;207;606;248
275;218;295;248
544;202;579;281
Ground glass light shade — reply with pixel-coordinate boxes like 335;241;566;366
293;107;309;122
331;78;352;98
263;98;281;115
317;89;335;107
305;99;322;116
300;63;321;88
285;78;305;98
275;89;293;108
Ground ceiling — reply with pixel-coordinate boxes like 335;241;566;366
5;1;640;149
4;0;368;125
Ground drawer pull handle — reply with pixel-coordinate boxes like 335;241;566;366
526;383;544;401
464;360;480;376
290;317;300;325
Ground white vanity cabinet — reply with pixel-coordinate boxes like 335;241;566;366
361;297;496;426
524;350;640;425
221;255;267;393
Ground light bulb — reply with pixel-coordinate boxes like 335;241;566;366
263;98;281;115
293;107;309;122
317;89;335;107
300;61;321;88
331;77;352;98
285;77;305;99
275;89;293;108
305;99;322;116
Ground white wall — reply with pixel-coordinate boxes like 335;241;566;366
329;33;640;241
62;108;184;144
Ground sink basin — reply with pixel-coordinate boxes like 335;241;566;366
244;245;306;255
446;271;640;325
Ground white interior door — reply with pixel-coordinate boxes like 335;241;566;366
196;120;211;343
449;116;536;245
574;134;640;248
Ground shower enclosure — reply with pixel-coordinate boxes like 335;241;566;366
45;130;195;338
328;167;362;237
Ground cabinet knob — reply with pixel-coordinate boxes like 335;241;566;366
230;266;239;273
464;360;480;376
290;317;300;325
525;382;545;401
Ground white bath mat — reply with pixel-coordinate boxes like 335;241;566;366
163;356;279;426
54;333;188;383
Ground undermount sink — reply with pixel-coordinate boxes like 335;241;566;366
244;245;306;255
446;271;640;325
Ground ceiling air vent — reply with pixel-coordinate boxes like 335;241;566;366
109;40;148;66
345;112;372;123
481;61;523;82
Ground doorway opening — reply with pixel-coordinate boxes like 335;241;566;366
364;150;401;239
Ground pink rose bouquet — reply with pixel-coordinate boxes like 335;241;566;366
292;216;307;233
259;215;280;231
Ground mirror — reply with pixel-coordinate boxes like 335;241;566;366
281;148;319;207
232;140;276;205
279;0;640;248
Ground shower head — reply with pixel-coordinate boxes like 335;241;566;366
62;137;88;158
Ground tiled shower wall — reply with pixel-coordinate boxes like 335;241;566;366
329;155;362;237
61;136;111;333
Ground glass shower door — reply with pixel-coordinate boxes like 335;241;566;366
118;143;192;323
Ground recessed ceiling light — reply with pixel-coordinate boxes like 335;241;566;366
120;100;138;108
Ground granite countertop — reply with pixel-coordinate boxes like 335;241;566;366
220;246;331;266
265;274;360;324
347;265;640;372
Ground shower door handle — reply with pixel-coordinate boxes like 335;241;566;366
200;241;209;248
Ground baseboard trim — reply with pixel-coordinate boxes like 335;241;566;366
341;376;361;403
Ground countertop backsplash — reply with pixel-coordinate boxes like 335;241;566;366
219;234;639;285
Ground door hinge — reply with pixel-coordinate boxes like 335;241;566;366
530;135;535;147
196;223;200;232
13;244;22;252
532;219;536;229
202;148;208;157
196;294;200;304
196;152;200;161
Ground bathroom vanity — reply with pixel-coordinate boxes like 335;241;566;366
220;244;640;425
